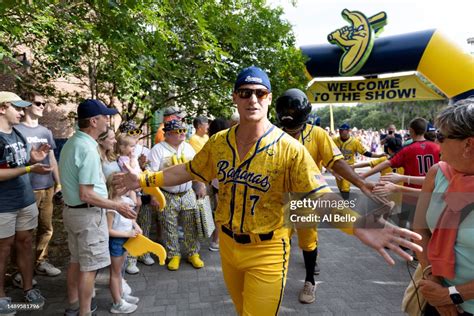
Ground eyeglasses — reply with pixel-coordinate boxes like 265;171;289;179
33;101;46;107
127;129;142;136
435;130;466;143
236;88;270;100
170;129;187;134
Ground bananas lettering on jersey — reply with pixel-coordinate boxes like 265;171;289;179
327;9;387;76
217;160;270;192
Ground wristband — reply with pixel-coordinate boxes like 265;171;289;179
25;166;31;173
139;171;164;188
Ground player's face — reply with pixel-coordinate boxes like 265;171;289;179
339;129;350;140
233;84;272;124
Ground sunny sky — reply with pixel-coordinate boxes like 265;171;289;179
269;0;473;53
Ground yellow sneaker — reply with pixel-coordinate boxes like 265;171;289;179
187;254;204;269
167;256;181;271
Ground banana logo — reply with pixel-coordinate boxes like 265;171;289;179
171;154;179;165
328;9;387;76
123;234;167;265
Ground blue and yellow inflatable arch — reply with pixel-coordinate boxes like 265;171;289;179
301;29;474;101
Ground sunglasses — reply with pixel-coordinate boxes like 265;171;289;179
33;101;46;107
170;129;187;134
236;88;270;100
435;130;466;143
127;129;142;136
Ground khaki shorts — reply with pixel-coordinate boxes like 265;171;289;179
0;203;38;239
63;206;110;272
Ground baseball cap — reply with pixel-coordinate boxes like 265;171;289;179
163;119;186;132
234;66;271;92
339;123;351;130
163;106;186;119
77;99;118;119
0;91;31;107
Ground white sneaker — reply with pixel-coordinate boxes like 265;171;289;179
110;299;137;314
35;261;61;276
208;241;219;252
126;257;139;275
138;253;155;266
122;279;132;296
0;297;16;316
12;273;37;289
298;281;316;304
123;293;140;304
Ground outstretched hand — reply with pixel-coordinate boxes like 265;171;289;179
353;218;422;265
30;144;51;163
112;169;140;196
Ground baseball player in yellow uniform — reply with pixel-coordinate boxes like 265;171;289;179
113;67;422;316
275;88;386;304
333;123;386;199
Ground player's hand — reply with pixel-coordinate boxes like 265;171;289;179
380;173;403;184
30;163;53;174
372;181;397;197
353;217;422;265
113;170;140;196
30;144;51;163
115;201;136;220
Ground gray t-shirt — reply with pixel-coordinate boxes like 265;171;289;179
15;124;56;190
0;128;35;212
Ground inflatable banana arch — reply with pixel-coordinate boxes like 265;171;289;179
303;29;474;101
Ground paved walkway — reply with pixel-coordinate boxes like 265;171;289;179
8;170;414;315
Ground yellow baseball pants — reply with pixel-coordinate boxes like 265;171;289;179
220;226;291;316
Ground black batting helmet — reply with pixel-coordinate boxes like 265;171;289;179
276;88;311;129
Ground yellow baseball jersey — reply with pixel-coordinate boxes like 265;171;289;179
298;124;344;170
188;133;209;153
186;124;331;234
332;136;368;165
369;156;404;177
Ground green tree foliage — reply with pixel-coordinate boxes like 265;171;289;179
315;100;447;130
0;0;307;126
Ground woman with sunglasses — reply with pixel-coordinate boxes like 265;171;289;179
412;98;474;316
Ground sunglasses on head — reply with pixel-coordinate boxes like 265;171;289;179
236;88;270;100
127;129;142;136
435;130;466;143
33;101;46;107
170;129;187;134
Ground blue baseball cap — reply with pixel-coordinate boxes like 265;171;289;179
234;66;271;92
339;123;350;130
77;99;118;119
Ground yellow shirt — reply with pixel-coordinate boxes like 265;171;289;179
369;156;404;177
332;136;368;165
188;134;209;153
186;124;331;234
298;124;344;170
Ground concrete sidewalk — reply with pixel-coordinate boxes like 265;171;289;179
9;228;413;315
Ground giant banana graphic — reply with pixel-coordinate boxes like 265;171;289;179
328;9;387;76
123;234;166;265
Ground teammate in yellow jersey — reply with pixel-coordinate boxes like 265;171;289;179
114;66;422;316
333;123;386;199
275;88;388;304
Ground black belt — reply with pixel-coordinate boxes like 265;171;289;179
66;203;91;209
221;225;273;244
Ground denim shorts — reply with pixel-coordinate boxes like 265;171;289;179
109;237;128;257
